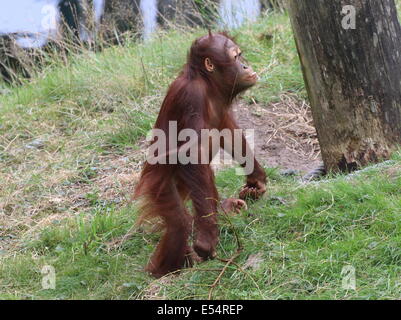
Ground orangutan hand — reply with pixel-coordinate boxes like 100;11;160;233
221;198;248;214
239;179;266;200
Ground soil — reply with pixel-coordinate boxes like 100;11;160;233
213;93;322;174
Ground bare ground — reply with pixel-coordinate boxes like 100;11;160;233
213;93;322;173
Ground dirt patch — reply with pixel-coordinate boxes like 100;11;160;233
233;93;321;173
211;93;321;173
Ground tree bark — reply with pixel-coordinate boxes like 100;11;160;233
261;0;285;12
58;0;84;40
287;0;401;172
157;0;208;27
101;0;141;42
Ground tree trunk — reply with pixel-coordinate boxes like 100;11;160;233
287;0;401;172
101;0;141;42
261;0;285;12
59;0;84;40
157;0;205;27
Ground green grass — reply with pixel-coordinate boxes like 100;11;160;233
1;9;401;300
1;153;400;299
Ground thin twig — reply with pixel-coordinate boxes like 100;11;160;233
207;203;244;300
208;248;242;300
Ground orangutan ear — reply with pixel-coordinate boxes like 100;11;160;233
204;58;214;72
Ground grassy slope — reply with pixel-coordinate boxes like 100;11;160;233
0;10;401;300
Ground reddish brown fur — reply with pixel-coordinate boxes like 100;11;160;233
134;32;266;278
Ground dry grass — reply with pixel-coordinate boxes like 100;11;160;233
233;93;321;172
254;93;319;160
